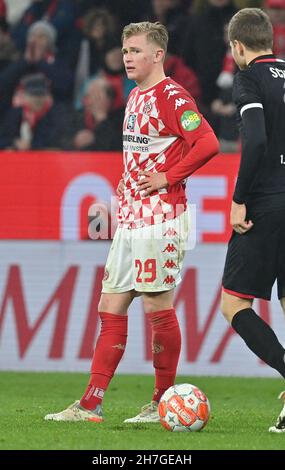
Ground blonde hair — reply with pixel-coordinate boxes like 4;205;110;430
121;21;168;52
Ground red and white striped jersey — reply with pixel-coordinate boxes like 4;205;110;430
117;77;213;229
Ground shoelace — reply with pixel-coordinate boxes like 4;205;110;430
68;400;80;410
140;402;158;415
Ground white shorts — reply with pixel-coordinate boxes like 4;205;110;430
102;210;190;293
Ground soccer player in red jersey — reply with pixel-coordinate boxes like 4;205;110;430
44;22;219;423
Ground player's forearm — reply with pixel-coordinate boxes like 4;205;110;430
165;132;219;186
233;109;267;204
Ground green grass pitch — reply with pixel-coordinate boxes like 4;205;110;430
0;372;284;450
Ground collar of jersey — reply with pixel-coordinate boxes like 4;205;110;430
248;54;276;67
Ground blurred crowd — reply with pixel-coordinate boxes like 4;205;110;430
0;0;282;152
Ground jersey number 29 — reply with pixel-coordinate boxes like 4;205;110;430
135;259;157;283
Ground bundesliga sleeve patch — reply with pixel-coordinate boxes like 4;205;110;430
180;110;201;131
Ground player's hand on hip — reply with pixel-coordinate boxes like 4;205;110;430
231;201;253;234
116;178;124;196
137;171;169;196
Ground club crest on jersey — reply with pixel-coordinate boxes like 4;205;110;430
143;101;153;115
181;110;201;131
127;114;136;130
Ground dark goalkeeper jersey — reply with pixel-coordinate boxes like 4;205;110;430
233;54;285;209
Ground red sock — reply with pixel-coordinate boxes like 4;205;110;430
80;312;128;410
148;308;181;403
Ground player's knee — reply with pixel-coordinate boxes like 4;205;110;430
98;292;132;314
220;291;239;323
142;290;174;314
98;294;114;312
143;299;159;314
221;291;252;323
98;296;107;312
220;294;232;323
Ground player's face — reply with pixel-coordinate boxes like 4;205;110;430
230;40;247;70
122;34;161;85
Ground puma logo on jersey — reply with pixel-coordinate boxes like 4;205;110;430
175;98;189;109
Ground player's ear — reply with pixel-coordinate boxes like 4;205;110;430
154;48;164;63
236;40;245;57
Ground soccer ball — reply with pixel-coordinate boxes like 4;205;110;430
158;383;210;432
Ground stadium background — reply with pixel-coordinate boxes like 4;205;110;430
2;1;285;453
0;0;284;379
1;151;284;378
